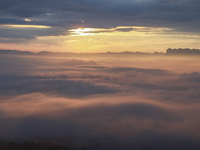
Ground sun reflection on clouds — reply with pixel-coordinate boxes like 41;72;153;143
69;26;174;37
1;24;199;53
24;18;31;22
65;26;178;53
69;28;95;36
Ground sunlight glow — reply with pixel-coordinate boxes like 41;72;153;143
0;24;51;28
24;18;31;22
1;25;199;53
69;28;95;36
69;26;174;37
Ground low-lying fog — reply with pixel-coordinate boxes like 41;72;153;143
0;53;200;149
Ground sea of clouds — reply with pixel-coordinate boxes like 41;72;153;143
0;54;200;149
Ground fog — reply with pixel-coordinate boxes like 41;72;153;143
0;52;200;149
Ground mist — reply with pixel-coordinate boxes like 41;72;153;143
0;51;200;149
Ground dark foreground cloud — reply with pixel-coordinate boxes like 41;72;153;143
0;54;200;149
1;93;200;149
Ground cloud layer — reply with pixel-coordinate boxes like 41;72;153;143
0;54;200;149
1;0;200;39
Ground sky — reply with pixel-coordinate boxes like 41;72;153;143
1;0;200;53
1;1;200;149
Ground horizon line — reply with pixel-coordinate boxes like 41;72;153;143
1;48;200;55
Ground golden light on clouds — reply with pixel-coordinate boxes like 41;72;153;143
1;25;200;53
0;24;51;28
2;0;200;147
68;26;174;36
24;18;32;22
69;28;95;36
60;26;200;53
64;26;180;52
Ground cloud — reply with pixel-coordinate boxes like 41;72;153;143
60;59;98;66
1;0;200;46
1;0;200;35
115;27;134;32
0;26;69;42
0;27;67;39
103;67;170;75
0;93;200;149
1;54;200;102
0;73;120;98
1;54;200;149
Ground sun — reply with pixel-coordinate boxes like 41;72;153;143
69;28;95;36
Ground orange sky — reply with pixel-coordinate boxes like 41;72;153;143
1;25;200;53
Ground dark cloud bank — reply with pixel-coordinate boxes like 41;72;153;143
0;53;200;149
1;0;200;41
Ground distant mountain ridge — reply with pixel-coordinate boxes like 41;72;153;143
0;49;164;56
1;48;200;56
166;48;200;55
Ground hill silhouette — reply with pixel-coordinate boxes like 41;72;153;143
166;48;200;55
0;49;164;56
1;48;200;56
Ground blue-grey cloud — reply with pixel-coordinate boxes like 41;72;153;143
0;0;200;40
0;27;68;39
